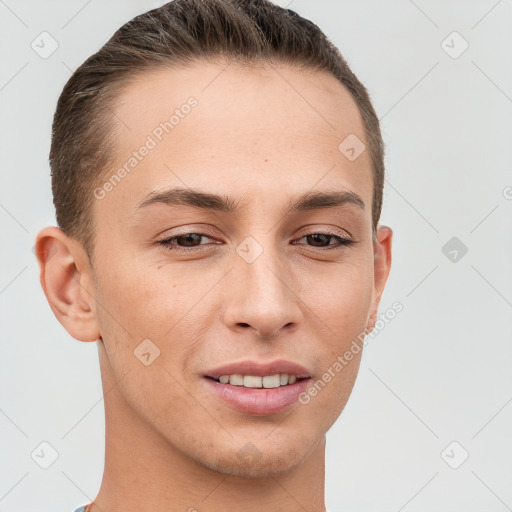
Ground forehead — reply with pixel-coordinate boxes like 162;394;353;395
114;59;366;145
98;60;373;218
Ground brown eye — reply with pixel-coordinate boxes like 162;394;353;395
174;233;204;246
158;232;219;252
306;234;332;247
292;232;355;249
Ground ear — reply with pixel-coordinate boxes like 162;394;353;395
35;226;100;342
366;225;393;334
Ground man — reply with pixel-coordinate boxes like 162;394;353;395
35;0;392;510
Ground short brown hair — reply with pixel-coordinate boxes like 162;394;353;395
50;0;385;259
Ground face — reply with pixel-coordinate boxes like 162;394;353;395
78;61;391;477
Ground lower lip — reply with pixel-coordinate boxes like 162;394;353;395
203;377;311;415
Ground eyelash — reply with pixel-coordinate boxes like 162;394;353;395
157;231;355;253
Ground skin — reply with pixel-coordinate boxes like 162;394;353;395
36;60;392;512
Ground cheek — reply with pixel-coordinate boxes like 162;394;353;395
300;258;373;407
93;258;216;386
92;263;200;418
95;256;197;334
306;257;374;335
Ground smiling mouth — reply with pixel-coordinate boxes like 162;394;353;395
205;374;308;388
203;374;312;415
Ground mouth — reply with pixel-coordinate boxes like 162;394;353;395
203;375;311;415
205;374;309;388
202;359;312;415
204;358;312;382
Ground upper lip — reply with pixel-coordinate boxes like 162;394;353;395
205;359;312;380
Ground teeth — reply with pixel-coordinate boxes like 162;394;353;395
262;375;280;388
244;375;262;388
216;373;299;388
229;374;244;386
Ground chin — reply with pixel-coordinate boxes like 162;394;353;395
198;440;312;478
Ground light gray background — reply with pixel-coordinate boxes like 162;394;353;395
1;0;511;511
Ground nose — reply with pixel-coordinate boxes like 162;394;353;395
221;242;303;339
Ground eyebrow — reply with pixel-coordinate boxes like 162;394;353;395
136;187;365;216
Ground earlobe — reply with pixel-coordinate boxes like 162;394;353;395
35;226;100;342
